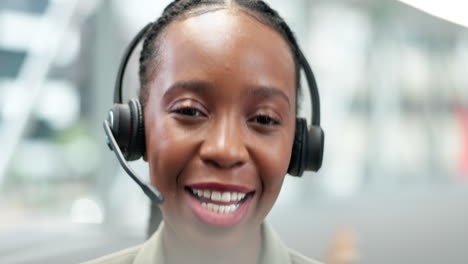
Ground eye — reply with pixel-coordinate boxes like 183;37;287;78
173;107;205;117
173;107;206;117
250;114;281;126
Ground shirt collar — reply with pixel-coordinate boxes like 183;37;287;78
259;222;291;264
133;222;165;263
133;221;291;264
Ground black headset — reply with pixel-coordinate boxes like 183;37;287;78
103;23;324;204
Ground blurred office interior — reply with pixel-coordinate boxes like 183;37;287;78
0;0;467;263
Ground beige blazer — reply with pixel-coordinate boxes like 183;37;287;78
82;222;322;264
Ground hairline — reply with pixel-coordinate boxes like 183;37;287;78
141;4;301;112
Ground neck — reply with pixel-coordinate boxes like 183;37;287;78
162;224;262;264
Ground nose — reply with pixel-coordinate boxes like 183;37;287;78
199;115;249;169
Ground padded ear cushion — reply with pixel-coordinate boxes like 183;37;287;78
109;103;132;154
127;99;146;161
306;125;324;172
288;118;308;177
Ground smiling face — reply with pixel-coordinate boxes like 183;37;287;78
143;9;296;247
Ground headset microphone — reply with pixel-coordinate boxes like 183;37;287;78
102;23;164;204
103;119;164;204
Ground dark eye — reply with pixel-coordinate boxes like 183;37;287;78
251;115;281;126
174;107;205;117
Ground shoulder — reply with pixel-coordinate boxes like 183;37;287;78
261;222;323;264
81;245;141;264
82;222;166;264
288;248;324;264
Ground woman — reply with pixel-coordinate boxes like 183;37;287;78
85;0;323;263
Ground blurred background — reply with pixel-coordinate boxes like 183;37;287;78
0;0;467;263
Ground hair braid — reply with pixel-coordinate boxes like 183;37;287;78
139;0;225;106
235;0;302;98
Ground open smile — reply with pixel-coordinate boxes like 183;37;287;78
185;184;255;227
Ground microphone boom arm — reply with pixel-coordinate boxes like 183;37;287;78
103;120;164;204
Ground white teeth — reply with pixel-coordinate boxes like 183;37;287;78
191;188;248;202
200;202;240;214
211;191;221;201
221;192;231;202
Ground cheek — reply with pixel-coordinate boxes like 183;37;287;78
145;116;196;198
266;146;290;184
254;131;294;207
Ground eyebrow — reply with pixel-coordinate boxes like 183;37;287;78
247;85;291;108
163;80;213;98
163;80;291;108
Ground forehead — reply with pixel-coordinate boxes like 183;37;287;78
154;9;296;98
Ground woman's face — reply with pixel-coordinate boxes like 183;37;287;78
144;9;296;246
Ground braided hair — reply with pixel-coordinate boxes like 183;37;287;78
139;0;303;111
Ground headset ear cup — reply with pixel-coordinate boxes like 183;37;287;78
306;125;324;172
288;118;308;177
109;103;132;156
127;99;146;161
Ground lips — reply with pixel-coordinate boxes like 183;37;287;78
185;183;255;226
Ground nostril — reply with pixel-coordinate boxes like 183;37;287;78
203;159;219;168
203;158;244;169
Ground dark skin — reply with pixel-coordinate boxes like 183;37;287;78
143;9;296;264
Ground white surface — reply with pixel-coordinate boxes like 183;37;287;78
398;0;468;28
